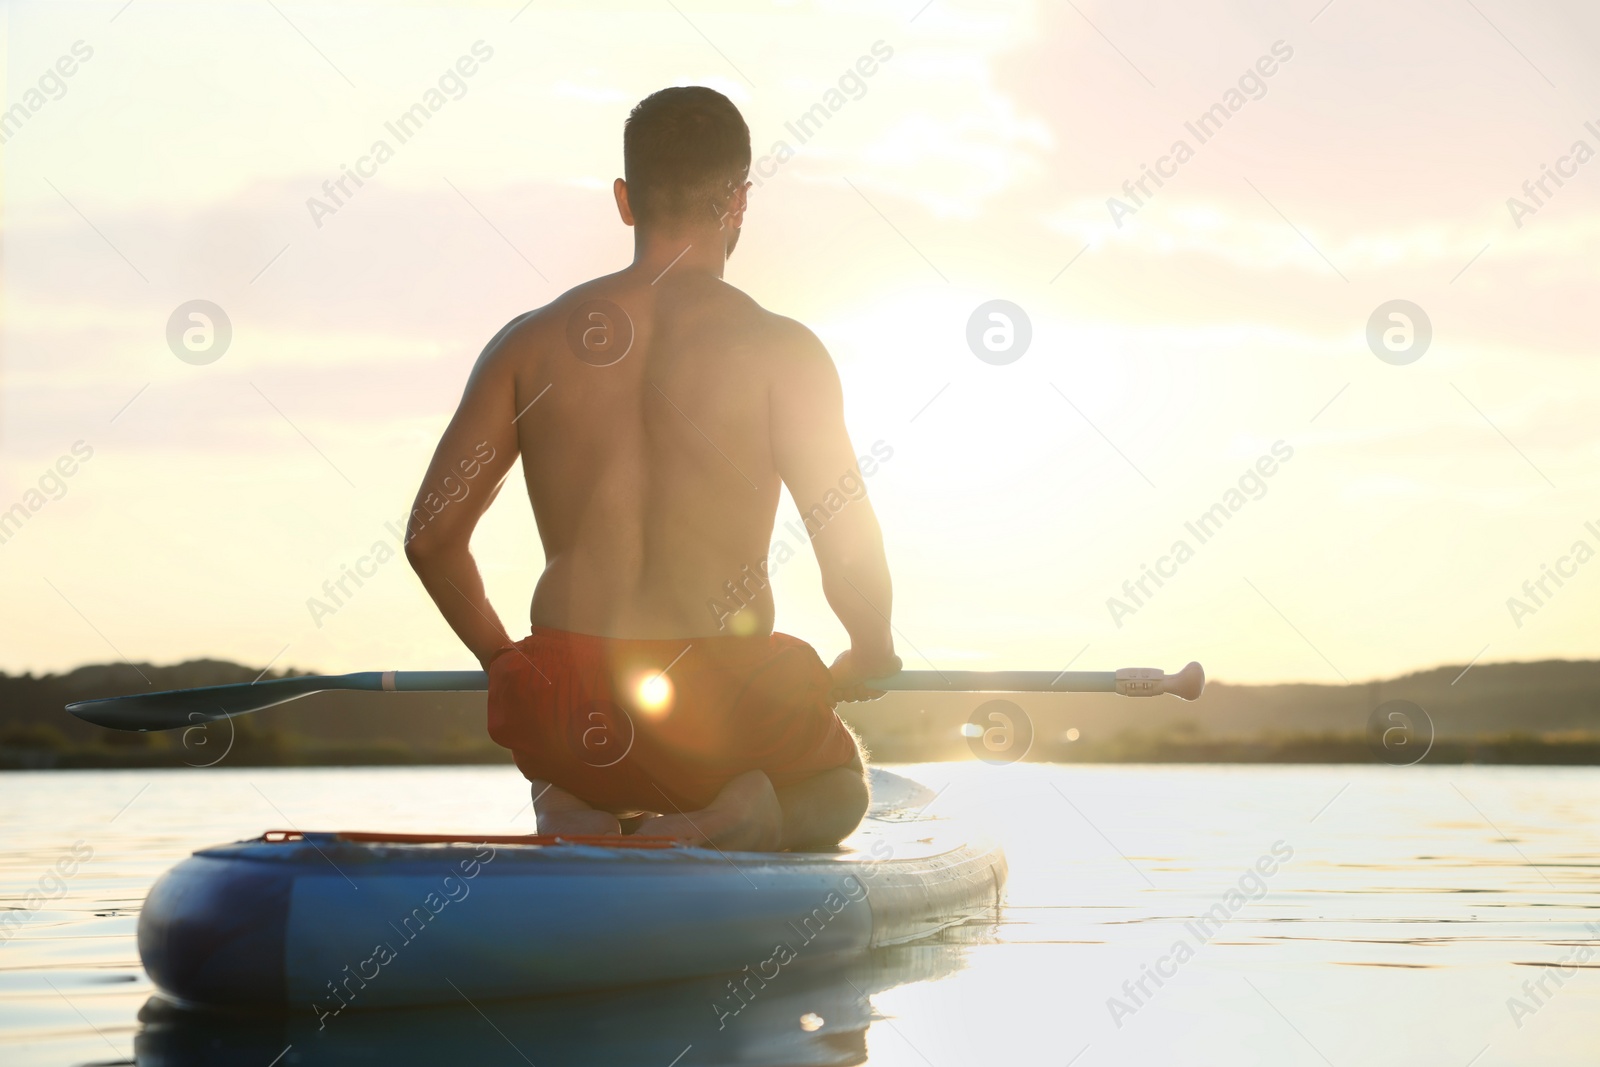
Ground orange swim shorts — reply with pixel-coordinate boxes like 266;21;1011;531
486;626;861;813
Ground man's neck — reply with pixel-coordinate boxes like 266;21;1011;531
631;227;729;281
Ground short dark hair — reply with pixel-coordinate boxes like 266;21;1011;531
623;86;750;227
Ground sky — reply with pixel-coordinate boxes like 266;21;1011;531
1;0;1597;684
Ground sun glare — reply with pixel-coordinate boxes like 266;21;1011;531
634;671;675;717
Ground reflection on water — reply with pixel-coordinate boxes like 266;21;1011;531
4;762;1600;1065
136;943;970;1067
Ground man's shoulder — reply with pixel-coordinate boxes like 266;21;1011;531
756;311;832;376
503;275;625;335
708;285;826;364
476;276;626;362
685;277;793;337
668;278;833;374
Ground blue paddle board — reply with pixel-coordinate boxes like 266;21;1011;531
138;769;1005;1011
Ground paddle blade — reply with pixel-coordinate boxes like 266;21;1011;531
66;676;334;732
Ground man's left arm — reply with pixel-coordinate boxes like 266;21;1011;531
404;318;528;667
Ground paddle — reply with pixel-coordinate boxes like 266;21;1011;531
65;662;1204;733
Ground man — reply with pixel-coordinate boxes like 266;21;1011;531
405;86;899;851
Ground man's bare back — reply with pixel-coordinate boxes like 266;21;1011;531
405;86;897;849
518;270;812;643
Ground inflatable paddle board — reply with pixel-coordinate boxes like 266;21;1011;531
139;769;1005;1012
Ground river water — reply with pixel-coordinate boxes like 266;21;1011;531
2;762;1597;1065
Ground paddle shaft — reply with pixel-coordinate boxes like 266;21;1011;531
366;671;1120;697
285;668;1186;696
378;666;1203;697
378;669;1124;693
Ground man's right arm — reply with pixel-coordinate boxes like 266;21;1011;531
769;320;900;698
403;316;529;668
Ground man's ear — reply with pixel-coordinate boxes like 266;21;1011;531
614;177;636;227
722;181;750;231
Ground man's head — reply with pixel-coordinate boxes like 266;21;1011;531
617;86;751;247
